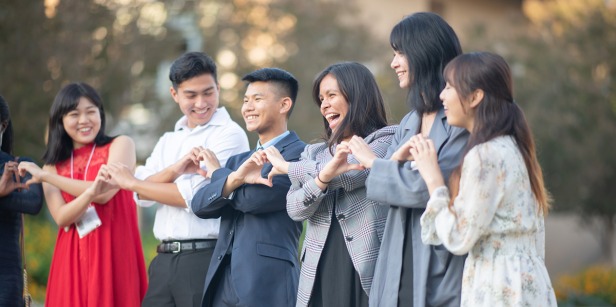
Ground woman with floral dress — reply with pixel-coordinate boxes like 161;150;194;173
411;52;557;306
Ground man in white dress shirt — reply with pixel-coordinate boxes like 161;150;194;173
104;52;249;307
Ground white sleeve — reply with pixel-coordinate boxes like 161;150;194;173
133;134;168;208
177;124;250;212
421;145;505;255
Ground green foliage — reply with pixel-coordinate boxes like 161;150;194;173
555;265;616;306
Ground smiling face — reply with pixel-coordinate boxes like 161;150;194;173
242;81;289;143
440;81;470;130
318;74;349;135
171;73;220;128
391;50;411;89
62;97;102;148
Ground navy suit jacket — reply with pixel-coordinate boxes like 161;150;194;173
192;131;305;307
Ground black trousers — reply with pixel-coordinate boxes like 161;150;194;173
142;247;214;307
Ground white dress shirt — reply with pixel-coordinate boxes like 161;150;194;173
134;107;249;241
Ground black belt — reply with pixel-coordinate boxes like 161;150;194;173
157;239;217;254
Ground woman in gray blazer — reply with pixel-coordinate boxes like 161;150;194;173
263;62;395;307
349;13;469;307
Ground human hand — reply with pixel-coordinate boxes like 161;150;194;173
103;162;135;190
87;165;118;196
0;161;26;197
234;151;271;187
197;149;221;179
171;146;206;177
347;136;377;169
408;134;444;190
390;139;414;162
262;147;289;183
18;161;46;187
320;142;364;182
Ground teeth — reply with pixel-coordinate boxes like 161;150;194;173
79;128;91;132
325;114;337;120
195;109;208;114
246;115;257;120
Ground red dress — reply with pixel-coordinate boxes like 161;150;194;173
45;142;147;307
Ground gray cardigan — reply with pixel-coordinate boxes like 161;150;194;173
367;108;469;307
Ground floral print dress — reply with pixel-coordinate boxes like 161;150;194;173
420;136;557;307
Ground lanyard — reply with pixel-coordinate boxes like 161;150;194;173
70;144;96;181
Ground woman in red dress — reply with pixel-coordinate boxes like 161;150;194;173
19;82;147;306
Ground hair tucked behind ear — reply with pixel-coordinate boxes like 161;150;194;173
445;52;551;215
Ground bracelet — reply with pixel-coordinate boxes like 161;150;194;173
316;173;331;184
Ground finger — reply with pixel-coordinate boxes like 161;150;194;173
197;168;209;178
256;177;273;187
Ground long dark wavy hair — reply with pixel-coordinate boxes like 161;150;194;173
0;96;14;155
43;82;115;164
445;52;550;214
390;12;462;116
312;62;388;152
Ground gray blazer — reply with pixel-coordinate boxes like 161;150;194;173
287;126;396;307
367;108;469;307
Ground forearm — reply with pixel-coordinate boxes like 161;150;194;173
286;177;327;221
143;167;181;183
0;187;43;215
42;171;117;203
50;189;96;228
132;181;187;208
222;172;244;198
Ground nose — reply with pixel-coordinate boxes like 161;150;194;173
78;112;89;124
320;99;330;113
390;55;398;70
195;95;207;107
242;99;254;113
439;88;446;101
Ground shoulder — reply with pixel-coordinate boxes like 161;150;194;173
109;135;136;153
365;125;398;143
466;136;512;166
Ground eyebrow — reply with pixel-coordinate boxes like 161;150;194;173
183;85;216;94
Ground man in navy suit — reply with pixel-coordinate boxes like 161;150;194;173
191;68;306;307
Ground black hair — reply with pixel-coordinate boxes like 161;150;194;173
169;52;218;89
0;96;14;154
390;12;462;115
241;67;299;117
43;82;114;164
312;62;388;151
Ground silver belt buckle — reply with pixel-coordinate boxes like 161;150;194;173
171;241;182;253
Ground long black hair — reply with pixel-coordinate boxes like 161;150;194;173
390;12;462;115
43;82;114;164
312;62;388;151
444;52;550;214
0;96;14;154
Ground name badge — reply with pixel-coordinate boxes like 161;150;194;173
75;205;102;238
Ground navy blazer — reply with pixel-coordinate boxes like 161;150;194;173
192;131;306;307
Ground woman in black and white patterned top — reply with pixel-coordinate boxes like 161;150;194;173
261;62;396;307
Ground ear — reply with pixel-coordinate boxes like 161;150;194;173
469;89;484;109
170;86;180;104
0;120;8;134
279;97;292;115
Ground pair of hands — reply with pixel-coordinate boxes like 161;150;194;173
0;160;28;197
169;146;221;180
246;142;367;188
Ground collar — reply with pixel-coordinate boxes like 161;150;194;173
174;107;231;132
256;131;290;150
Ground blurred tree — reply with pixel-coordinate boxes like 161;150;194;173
513;0;616;265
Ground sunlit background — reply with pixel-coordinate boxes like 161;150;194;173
2;0;615;305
